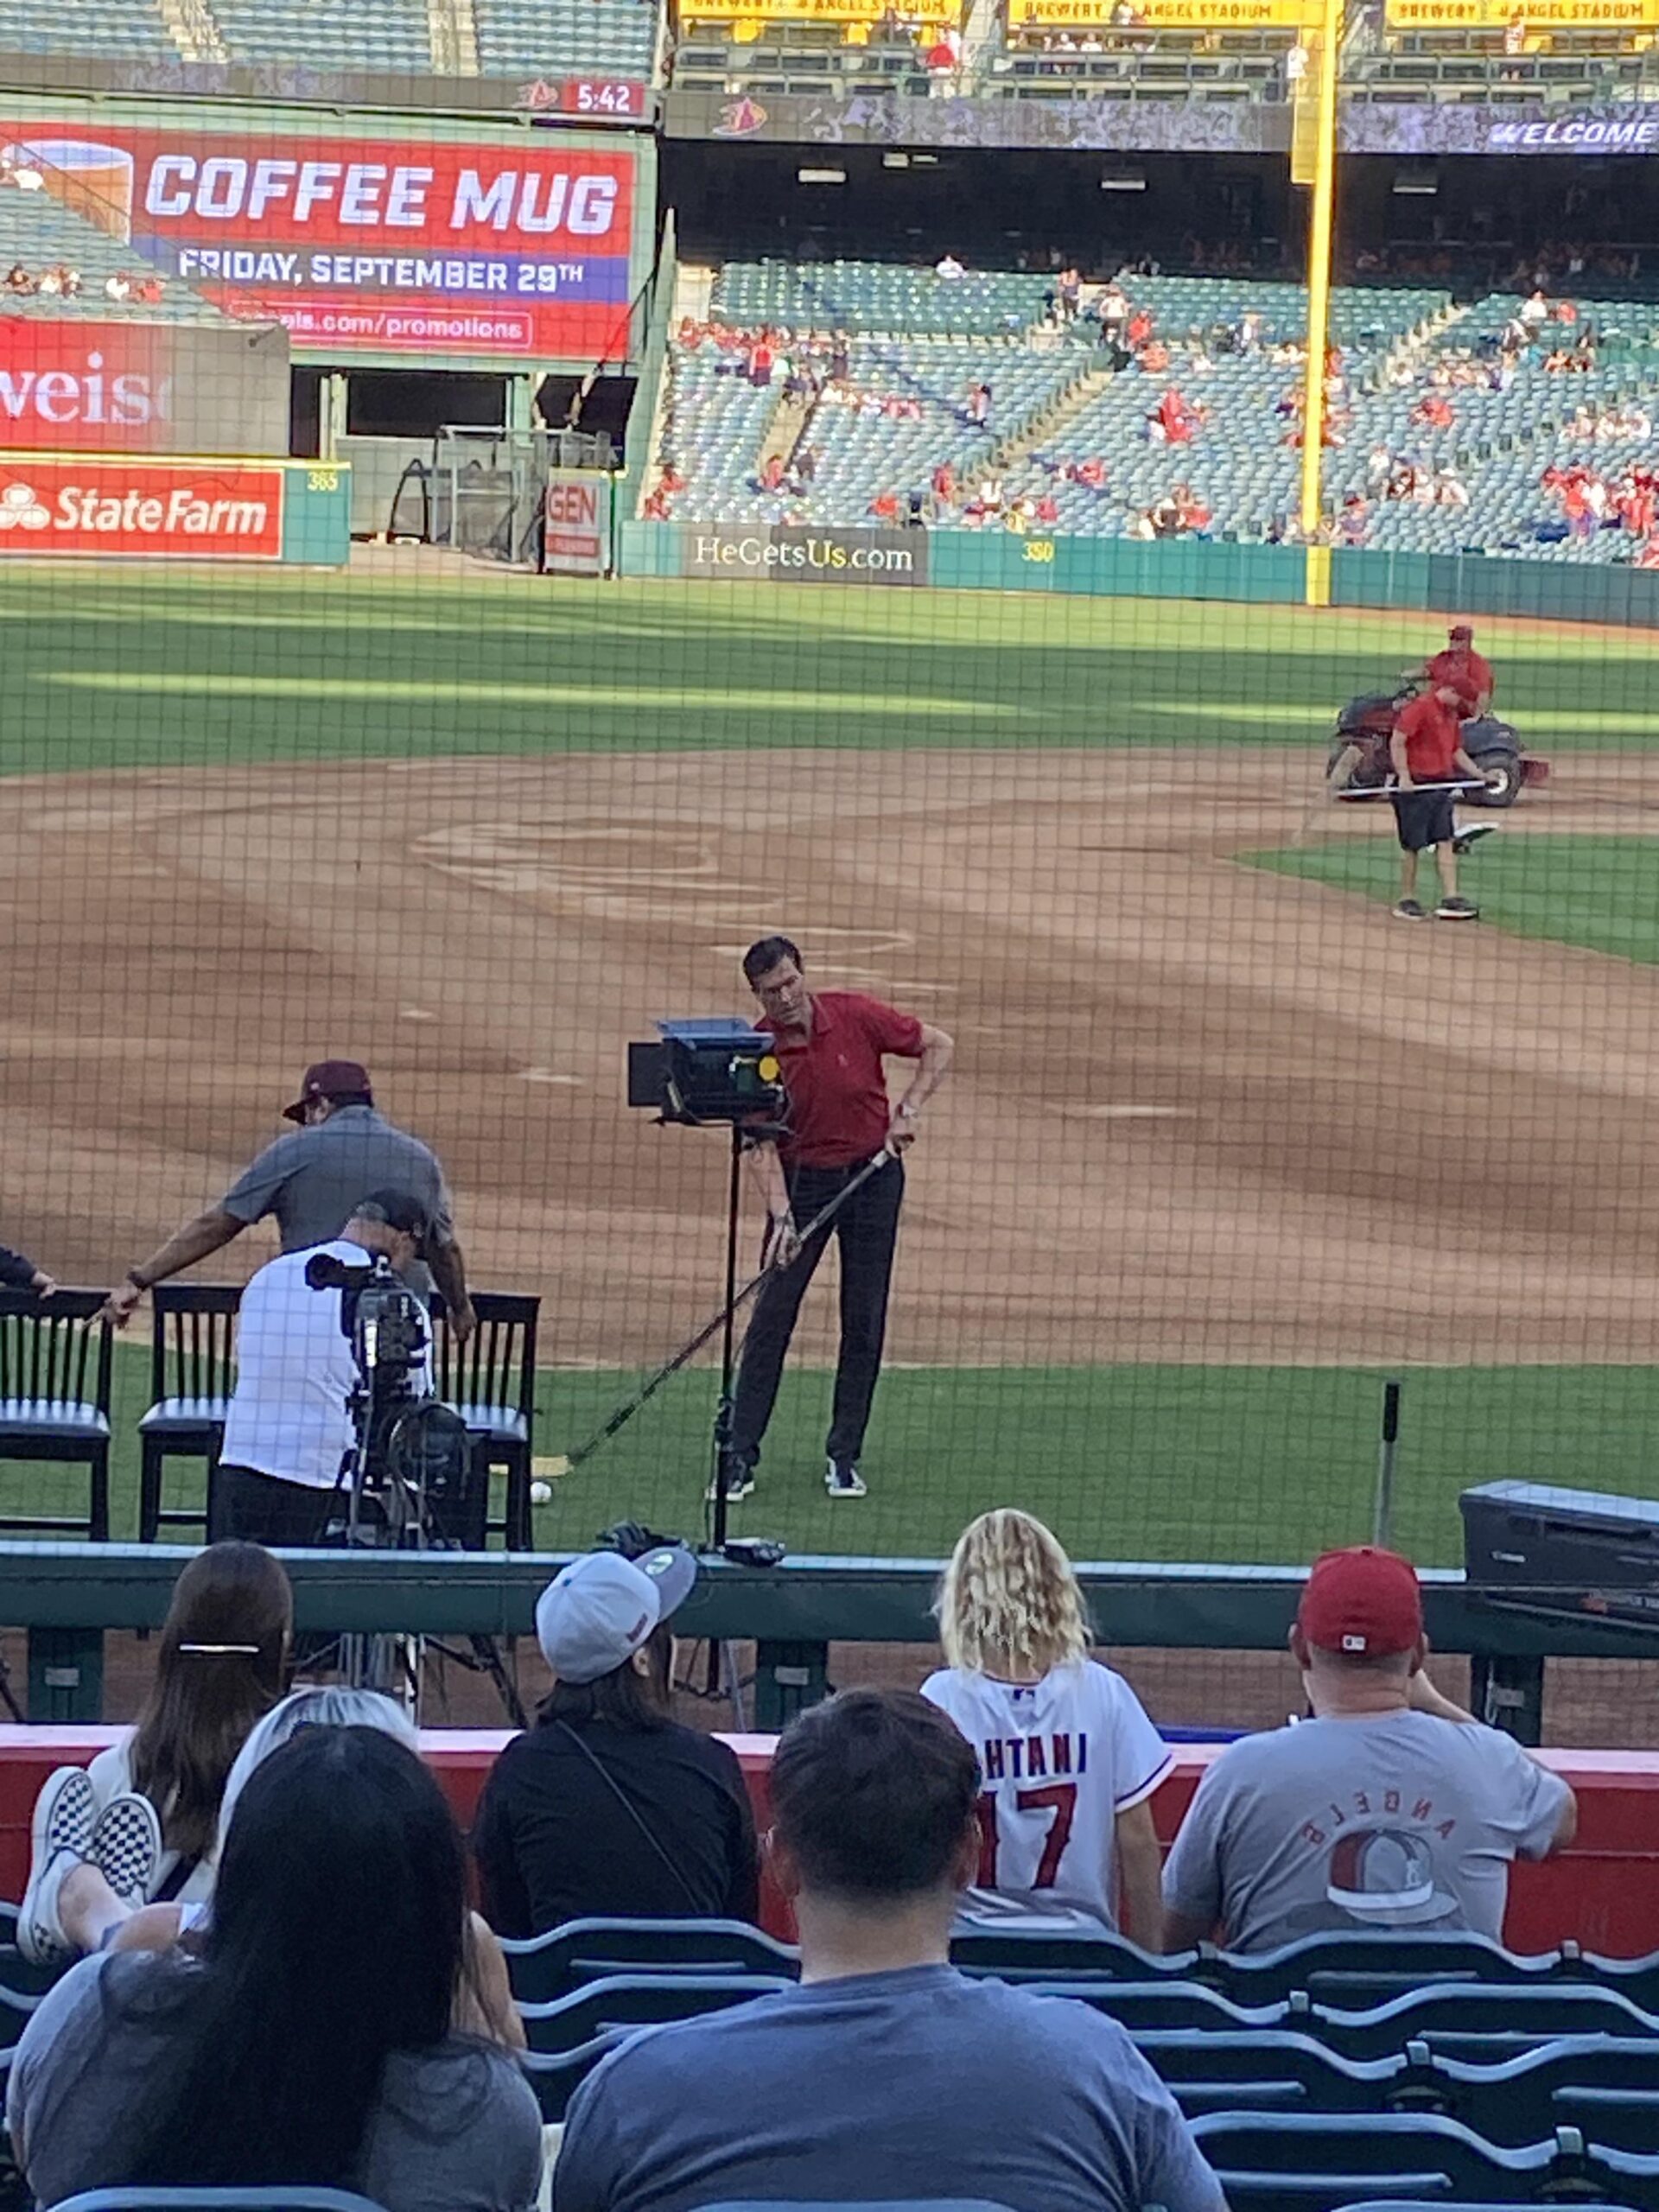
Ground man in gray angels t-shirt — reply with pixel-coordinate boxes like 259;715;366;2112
1163;1545;1577;1955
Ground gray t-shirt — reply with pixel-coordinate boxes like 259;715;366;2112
220;1104;453;1259
1162;1709;1572;1954
9;1950;543;2212
552;1963;1225;2212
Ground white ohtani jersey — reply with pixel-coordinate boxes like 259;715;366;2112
923;1660;1172;1930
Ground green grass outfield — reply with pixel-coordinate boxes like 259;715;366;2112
1249;832;1659;965
3;563;1656;1573
77;1348;1659;1569
3;566;1659;773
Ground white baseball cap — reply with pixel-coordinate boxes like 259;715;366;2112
534;1547;698;1685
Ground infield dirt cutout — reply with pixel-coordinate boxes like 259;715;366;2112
2;744;1655;1371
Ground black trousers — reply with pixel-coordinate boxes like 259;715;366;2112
730;1154;905;1471
210;1464;335;1547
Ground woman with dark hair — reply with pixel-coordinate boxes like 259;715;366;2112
474;1546;759;1936
8;1728;542;2212
21;1543;292;1961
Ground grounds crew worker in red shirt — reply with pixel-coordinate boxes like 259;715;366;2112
721;936;954;1503
1389;683;1484;925
1418;622;1498;860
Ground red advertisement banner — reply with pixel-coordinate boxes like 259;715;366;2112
0;318;289;454
0;453;285;557
0;121;638;362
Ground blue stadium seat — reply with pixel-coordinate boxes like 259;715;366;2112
501;1916;798;2004
1211;1930;1573;2007
518;2028;628;2122
951;1927;1189;1982
1304;1982;1659;2063
517;1971;791;2056
1417;2035;1659;2153
1022;1980;1291;2035
54;2194;391;2212
1138;2031;1408;2117
1189;2113;1562;2212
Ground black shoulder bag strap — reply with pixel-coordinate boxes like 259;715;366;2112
553;1721;704;1911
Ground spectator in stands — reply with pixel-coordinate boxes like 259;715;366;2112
935;251;967;281
923;1509;1169;1941
931;461;957;506
553;1688;1225;2212
1034;490;1060;524
1520;288;1550;332
21;1544;292;1963
1126;305;1154;351
25;1690;520;2048
869;488;904;523
474;1546;758;1936
135;275;164;306
105;272;131;302
6;264;34;296
0;152;42;192
9;1727;543;2212
967;379;992;426
1162;1546;1577;1954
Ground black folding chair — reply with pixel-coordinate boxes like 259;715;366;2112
137;1285;241;1542
429;1292;539;1548
0;1290;113;1539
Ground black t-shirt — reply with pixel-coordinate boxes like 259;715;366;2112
472;1715;760;1936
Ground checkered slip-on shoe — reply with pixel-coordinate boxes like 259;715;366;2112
90;1791;162;1907
18;1766;97;1964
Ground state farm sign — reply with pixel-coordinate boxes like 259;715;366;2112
0;456;284;558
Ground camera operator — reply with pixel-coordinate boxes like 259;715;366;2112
212;1191;434;1549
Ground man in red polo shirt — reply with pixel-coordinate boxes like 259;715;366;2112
720;936;954;1503
1417;622;1499;861
1389;683;1484;923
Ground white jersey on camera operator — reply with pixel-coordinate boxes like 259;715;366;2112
214;1190;435;1548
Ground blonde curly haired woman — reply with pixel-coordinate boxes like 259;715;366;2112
924;1509;1170;1943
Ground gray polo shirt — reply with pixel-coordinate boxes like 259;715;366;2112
220;1104;453;1256
1162;1708;1572;1954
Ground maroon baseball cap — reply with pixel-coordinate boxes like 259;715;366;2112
1448;622;1474;642
283;1058;372;1123
1298;1546;1423;1657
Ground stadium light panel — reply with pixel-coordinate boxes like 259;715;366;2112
1100;170;1147;191
798;167;848;184
1393;163;1438;194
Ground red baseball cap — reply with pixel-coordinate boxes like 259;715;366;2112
1448;622;1474;642
1298;1546;1423;1657
283;1058;372;1123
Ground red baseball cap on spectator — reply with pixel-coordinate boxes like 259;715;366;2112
1448;622;1474;641
283;1058;372;1123
1298;1546;1423;1657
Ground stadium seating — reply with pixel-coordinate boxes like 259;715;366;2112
1189;2113;1659;2212
0;0;176;54
208;0;431;71
474;0;658;79
500;1915;798;2003
517;1969;793;2055
0;184;225;326
657;259;1659;563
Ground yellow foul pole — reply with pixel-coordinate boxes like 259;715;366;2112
1299;0;1344;603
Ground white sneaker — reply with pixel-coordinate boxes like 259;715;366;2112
91;1791;162;1905
1452;823;1496;856
825;1459;868;1499
705;1459;755;1504
19;1766;96;1964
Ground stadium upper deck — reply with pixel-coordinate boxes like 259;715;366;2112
10;0;1659;111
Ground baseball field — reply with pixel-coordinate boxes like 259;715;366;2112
3;556;1657;1568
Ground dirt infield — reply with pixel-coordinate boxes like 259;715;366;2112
1;743;1656;1370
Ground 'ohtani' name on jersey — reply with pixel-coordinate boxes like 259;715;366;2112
980;1732;1089;1782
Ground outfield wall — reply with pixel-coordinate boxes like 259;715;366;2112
615;520;1659;626
0;452;350;563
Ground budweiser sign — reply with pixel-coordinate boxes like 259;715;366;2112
0;319;290;456
0;456;284;558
